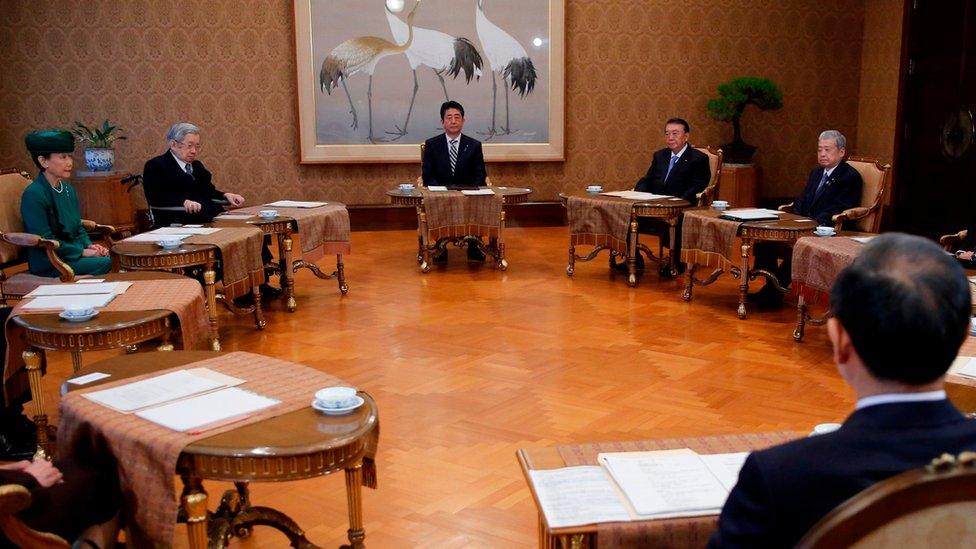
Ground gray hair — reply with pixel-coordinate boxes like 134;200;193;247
819;130;847;149
166;122;200;143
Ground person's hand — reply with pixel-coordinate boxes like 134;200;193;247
0;460;31;472
184;199;202;213
89;244;110;256
957;251;974;261
224;193;245;207
23;460;63;488
82;247;100;257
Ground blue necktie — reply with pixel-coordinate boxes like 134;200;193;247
449;139;458;175
664;154;679;181
185;163;193;177
813;171;829;202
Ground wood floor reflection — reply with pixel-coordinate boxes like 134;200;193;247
40;227;851;548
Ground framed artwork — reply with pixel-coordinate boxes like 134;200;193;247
293;0;565;163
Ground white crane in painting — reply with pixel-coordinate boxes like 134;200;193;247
319;0;421;143
475;0;537;136
384;0;484;139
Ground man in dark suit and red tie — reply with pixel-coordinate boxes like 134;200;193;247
628;118;710;276
751;129;863;306
709;233;976;548
422;101;489;261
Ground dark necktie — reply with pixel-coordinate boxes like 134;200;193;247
185;163;194;178
449;139;458;175
813;171;829;202
664;154;679;181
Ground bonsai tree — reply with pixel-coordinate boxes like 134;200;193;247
707;77;783;163
72;120;127;149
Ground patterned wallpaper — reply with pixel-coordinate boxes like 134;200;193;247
856;0;904;172
0;1;872;206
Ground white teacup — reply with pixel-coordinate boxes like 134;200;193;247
809;423;842;436
712;200;729;210
63;305;95;318
586;185;603;193
156;236;183;248
314;386;357;409
258;209;278;219
815;226;836;236
399;183;415;191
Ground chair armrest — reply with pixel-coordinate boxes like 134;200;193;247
0;233;74;281
81;219;119;244
211;198;231;206
940;230;969;251
778;202;795;213
416;176;423;186
831;207;871;230
484;176;493;187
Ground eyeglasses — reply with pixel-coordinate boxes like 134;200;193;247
175;140;203;151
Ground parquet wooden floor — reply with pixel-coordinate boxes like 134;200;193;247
37;227;852;548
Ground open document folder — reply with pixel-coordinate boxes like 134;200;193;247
527;448;749;528
83;368;279;432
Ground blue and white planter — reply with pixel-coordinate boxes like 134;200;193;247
84;148;115;172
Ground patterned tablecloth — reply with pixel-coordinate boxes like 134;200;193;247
679;209;742;270
233;203;351;262
185;226;264;299
791;235;865;307
566;194;633;256
420;189;503;241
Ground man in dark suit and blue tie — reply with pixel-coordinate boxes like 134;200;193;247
709;232;976;548
421;101;489;261
628;118;710;275
752;130;863;305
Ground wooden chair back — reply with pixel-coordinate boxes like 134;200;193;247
845;156;891;232
694;147;723;206
0;169;32;267
797;452;976;548
0;484;69;547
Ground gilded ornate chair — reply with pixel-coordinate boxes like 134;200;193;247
797;452;976;548
0;484;69;548
694;146;724;207
416;143;492;186
778;156;891;231
0;169;116;304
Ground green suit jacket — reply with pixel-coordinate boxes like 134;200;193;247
20;174;93;276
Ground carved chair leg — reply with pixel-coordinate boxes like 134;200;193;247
794;297;808;342
251;285;266;330
24;350;51;461
280;233;297;311
180;474;209;549
203;266;221;351
337;254;349;294
683;263;697;301
738;242;751;319
567;245;575;276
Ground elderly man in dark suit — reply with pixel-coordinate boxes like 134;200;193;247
751;130;863;305
421;101;489;261
709;233;976;548
624;118;710;276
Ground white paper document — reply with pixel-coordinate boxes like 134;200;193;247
699;452;749;491
67;372;111;385
136;387;279;432
598;449;740;517
122;233;186;242
75;279;105;284
264;200;328;208
21;294;116;310
216;214;254;220
426;186;448;192
150;227;221;235
82;369;240;413
461;189;495;196
528;466;632;528
600;191;670;200
850;236;876;244
719;208;782;221
950;356;976;378
26;282;131;297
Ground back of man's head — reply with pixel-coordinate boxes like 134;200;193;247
831;232;972;384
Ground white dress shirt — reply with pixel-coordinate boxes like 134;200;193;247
855;390;947;410
171;150;191;173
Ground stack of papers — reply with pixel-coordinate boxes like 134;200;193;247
600;191;671;200
719;208;781;221
82;368;279;432
123;227;221;242
950;356;976;378
26;282;131;298
427;186;449;192
215;214;254;220
461;189;495;196
528;448;749;528
850;236;876;244
21;293;118;310
265;200;328;208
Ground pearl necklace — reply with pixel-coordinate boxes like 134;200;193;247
53;180;65;193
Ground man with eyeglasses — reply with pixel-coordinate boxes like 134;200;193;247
142;122;245;227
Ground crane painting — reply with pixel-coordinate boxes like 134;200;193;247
304;0;557;153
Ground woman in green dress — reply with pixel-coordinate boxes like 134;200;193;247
20;130;111;277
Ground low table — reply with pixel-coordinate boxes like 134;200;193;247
211;214;300;311
64;351;380;549
387;186;532;272
559;191;692;286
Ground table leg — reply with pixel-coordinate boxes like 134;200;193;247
683;262;697;301
280;232;297;312
158;317;175;351
627;213;638;287
203;263;221;351
794;295;808;342
667;219;678;277
252;285;266;330
24;349;51;461
343;463;366;549
337;254;349;294
70;351;83;374
415;205;425;264
419;212;431;273
497;211;508;271
738;241;751;319
181;474;209;549
567;245;575;276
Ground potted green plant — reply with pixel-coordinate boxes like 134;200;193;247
706;77;783;163
72;120;127;172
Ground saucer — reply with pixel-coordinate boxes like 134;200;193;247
815;232;836;238
59;310;99;322
156;241;183;249
311;395;364;415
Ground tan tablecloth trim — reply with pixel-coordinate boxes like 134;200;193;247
567;195;633;256
57;351;378;546
2;278;210;403
186;226;264;300
791;236;863;307
421;190;503;240
680;210;742;266
233;204;352;261
555;432;797;548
